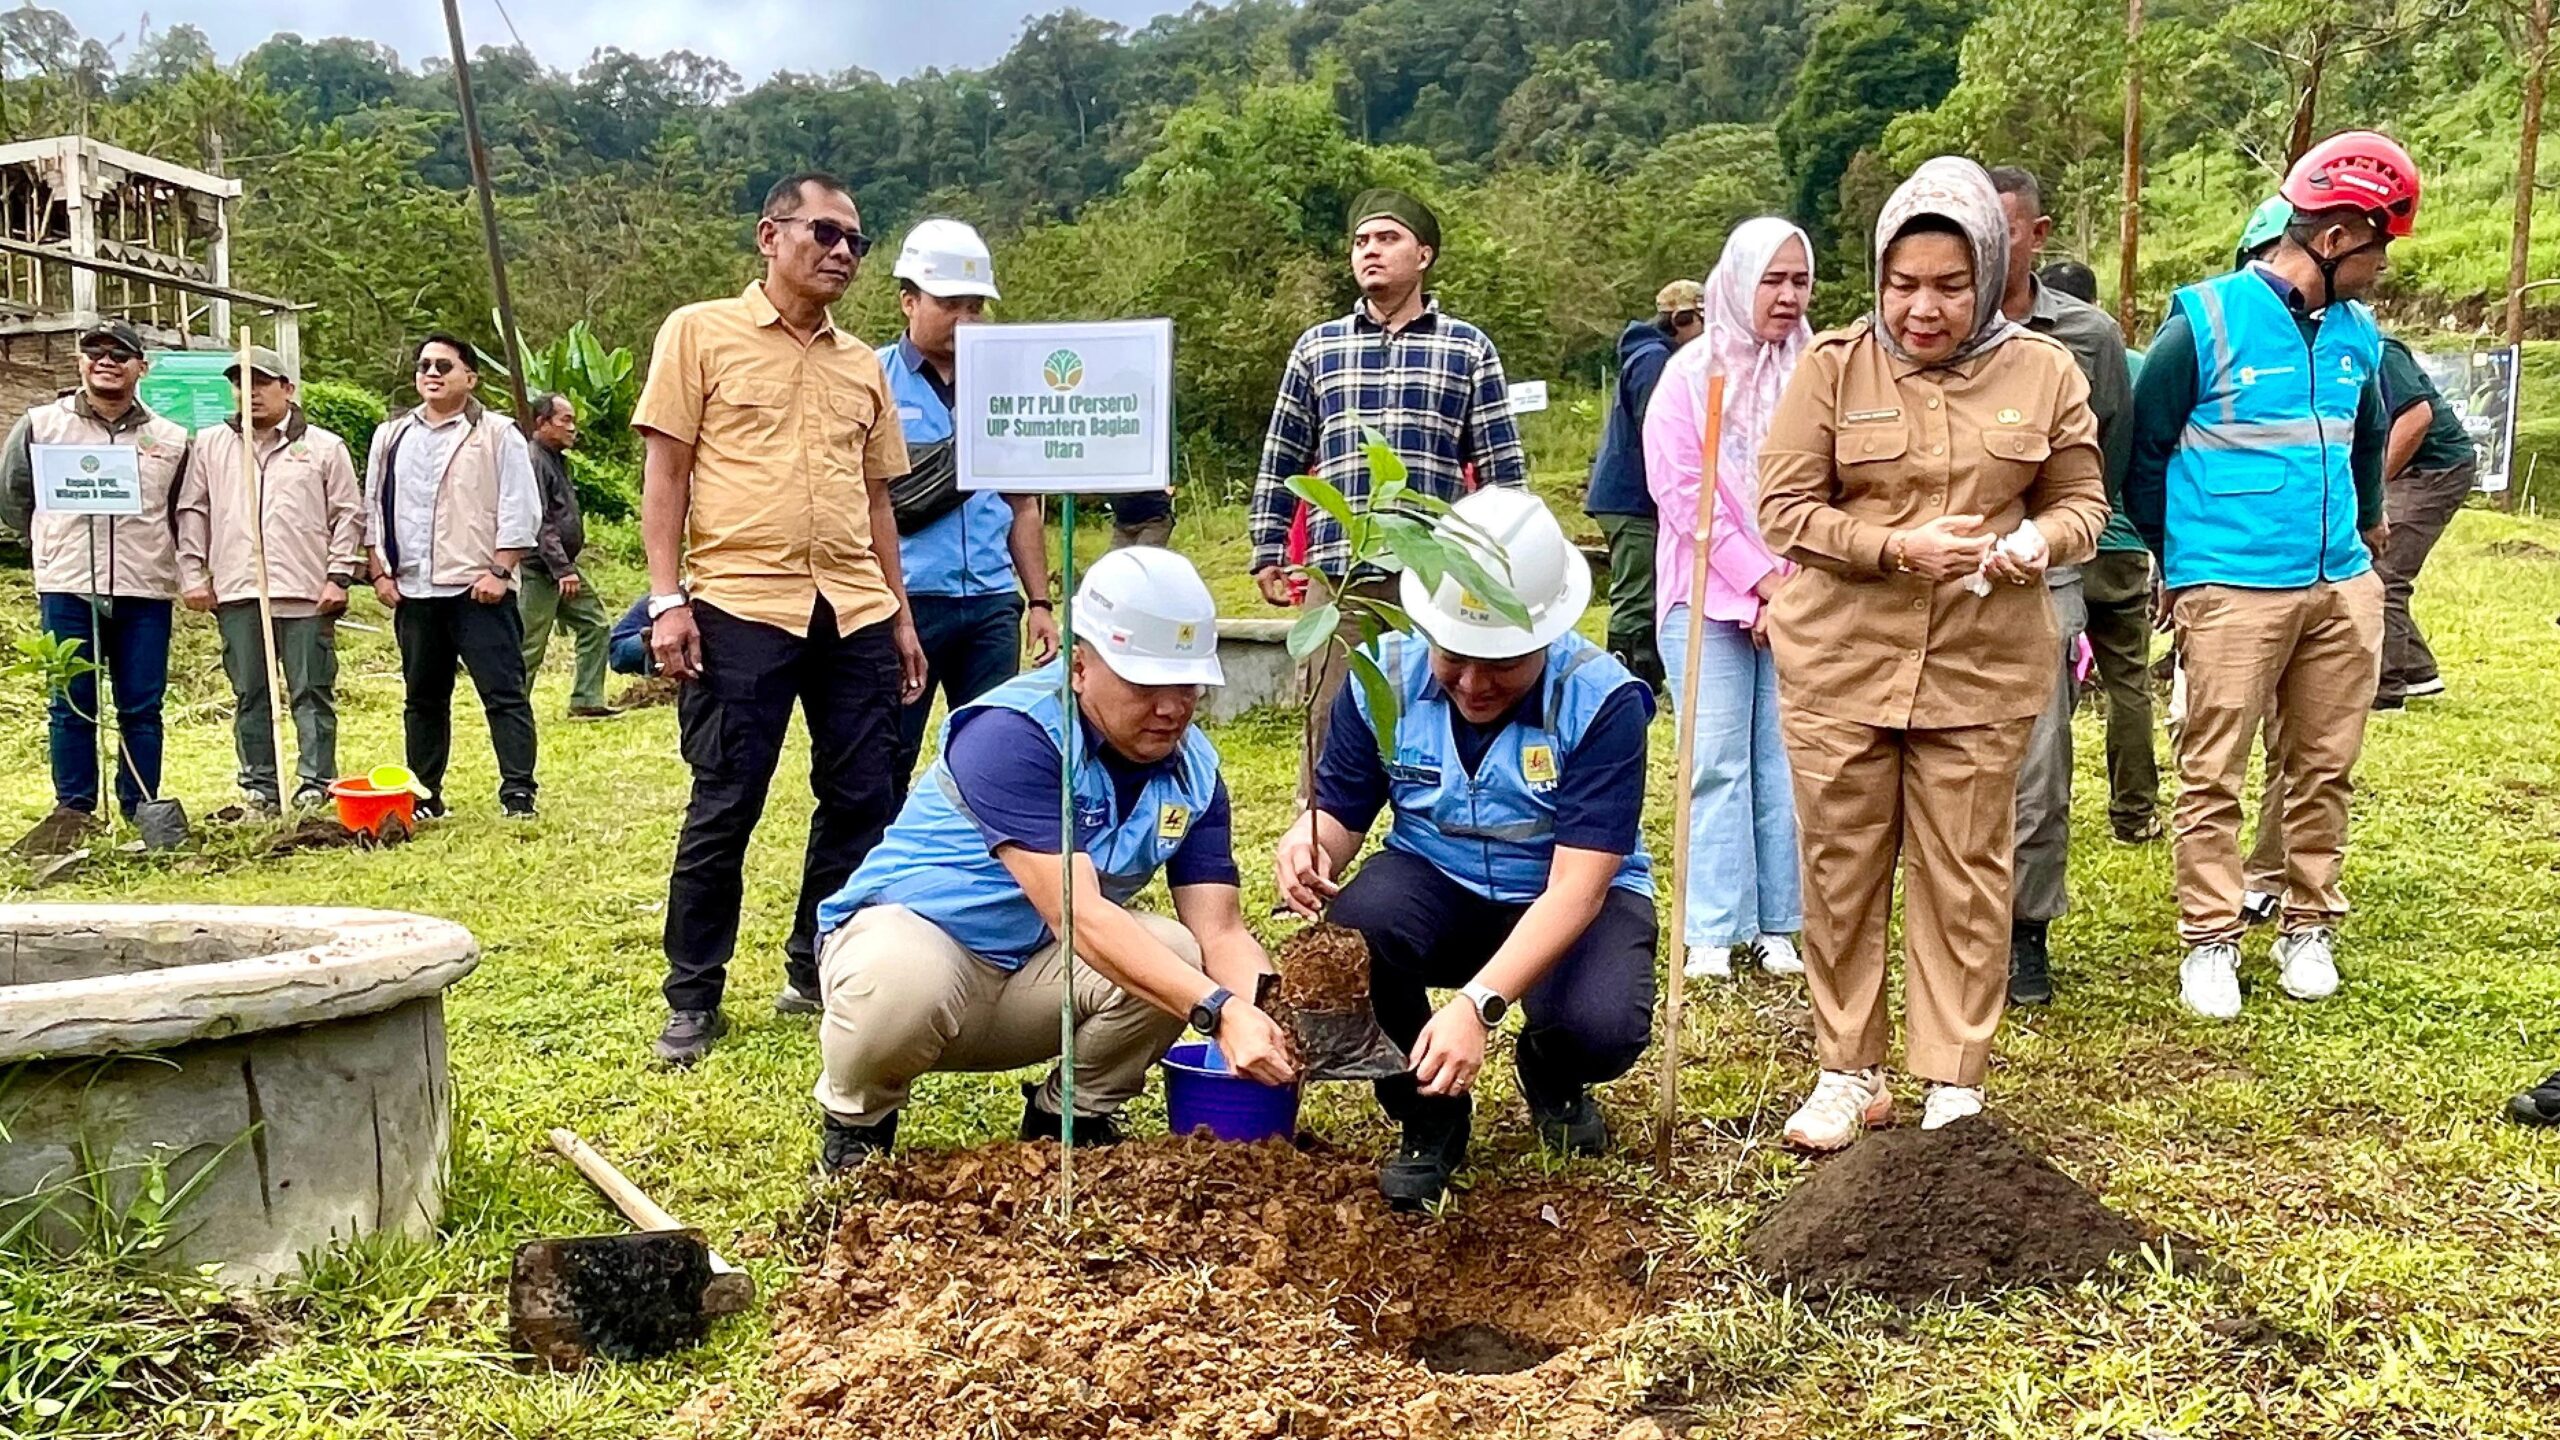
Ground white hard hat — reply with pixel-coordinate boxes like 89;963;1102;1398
1400;487;1589;661
1072;546;1224;687
893;217;1000;299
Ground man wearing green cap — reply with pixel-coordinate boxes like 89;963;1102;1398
1250;187;1530;804
177;346;363;814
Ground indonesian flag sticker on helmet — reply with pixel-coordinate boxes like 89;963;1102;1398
1400;487;1591;661
1071;547;1225;687
2280;131;2423;238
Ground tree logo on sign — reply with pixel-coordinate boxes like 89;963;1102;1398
78;454;99;474
1042;349;1084;393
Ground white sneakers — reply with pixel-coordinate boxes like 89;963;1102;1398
1753;933;1804;975
2183;930;2343;1018
1783;1068;1892;1151
1920;1085;1983;1131
2275;927;2340;1001
1682;944;1733;980
1683;934;1802;981
2180;942;2244;1020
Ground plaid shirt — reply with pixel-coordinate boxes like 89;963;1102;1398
1249;298;1529;576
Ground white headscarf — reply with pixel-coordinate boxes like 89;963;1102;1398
1698;215;1815;508
1870;156;2018;367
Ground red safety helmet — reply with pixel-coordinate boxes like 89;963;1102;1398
2280;131;2422;238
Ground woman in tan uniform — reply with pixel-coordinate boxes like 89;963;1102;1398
1756;157;2109;1149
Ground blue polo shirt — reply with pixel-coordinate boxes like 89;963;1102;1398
945;707;1239;889
1314;668;1651;856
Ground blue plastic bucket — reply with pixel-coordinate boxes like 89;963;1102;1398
1162;1040;1301;1142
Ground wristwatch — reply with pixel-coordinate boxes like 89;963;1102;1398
646;590;690;619
1460;981;1508;1028
1189;986;1233;1036
1027;598;1054;611
326;572;356;591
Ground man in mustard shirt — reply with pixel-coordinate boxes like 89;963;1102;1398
635;170;929;1067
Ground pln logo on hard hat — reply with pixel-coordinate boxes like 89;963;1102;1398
1043;350;1084;393
1174;621;1198;649
1455;587;1494;624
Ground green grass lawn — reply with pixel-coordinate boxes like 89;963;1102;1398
7;501;2560;1438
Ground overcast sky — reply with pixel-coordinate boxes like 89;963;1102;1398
45;0;1197;84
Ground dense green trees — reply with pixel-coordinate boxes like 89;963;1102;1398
0;0;2540;463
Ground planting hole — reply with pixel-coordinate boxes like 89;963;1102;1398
1409;1322;1559;1375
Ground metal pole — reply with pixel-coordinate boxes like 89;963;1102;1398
2116;0;2146;339
1056;491;1079;1217
439;0;532;421
1656;375;1724;1179
240;326;291;815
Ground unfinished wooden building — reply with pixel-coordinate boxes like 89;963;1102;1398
0;135;301;418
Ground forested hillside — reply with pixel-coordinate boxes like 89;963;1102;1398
0;0;2549;461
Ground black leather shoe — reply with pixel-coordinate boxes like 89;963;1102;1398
1018;1082;1123;1146
1530;1090;1610;1157
2008;921;2054;1007
819;1112;899;1171
2507;1070;2560;1127
1380;1103;1472;1211
652;1008;729;1067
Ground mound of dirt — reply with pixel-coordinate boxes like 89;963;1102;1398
262;815;409;854
760;1137;1681;1440
1743;1115;2153;1305
1275;921;1372;1010
613;676;680;710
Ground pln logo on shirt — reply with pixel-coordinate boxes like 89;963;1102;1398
1157;804;1192;843
1521;744;1559;789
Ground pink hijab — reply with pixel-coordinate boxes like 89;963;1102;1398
1642;216;1815;626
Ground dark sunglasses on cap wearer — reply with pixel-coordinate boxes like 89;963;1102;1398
770;214;874;258
416;357;465;377
81;342;141;365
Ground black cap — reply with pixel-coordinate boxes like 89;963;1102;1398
78;319;145;354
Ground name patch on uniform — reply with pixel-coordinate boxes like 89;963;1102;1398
1844;408;1902;425
898;404;926;422
1996;408;2023;425
1521;744;1558;786
1157;804;1191;842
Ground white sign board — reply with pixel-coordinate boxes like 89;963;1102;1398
30;443;143;515
2410;346;2519;494
1508;380;1550;415
955;319;1173;494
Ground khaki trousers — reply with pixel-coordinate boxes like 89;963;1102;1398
811;904;1202;1127
1295;573;1400;805
1780;707;2037;1087
2169;573;2383;944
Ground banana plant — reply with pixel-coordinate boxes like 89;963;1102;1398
484;317;639;440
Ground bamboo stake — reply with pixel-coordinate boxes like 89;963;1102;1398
2116;0;2146;340
1655;374;1725;1179
239;325;290;812
1056;492;1079;1217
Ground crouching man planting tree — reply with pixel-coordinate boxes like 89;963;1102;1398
1276;487;1659;1210
807;547;1295;1170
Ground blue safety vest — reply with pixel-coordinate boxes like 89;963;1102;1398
880;337;1017;598
2162;269;2379;590
1355;632;1654;905
816;660;1225;969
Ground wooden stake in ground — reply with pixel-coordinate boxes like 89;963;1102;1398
1655;373;1726;1179
440;0;533;418
239;326;291;812
2116;0;2146;340
2507;0;2552;512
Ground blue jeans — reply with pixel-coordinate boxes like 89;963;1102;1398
38;592;172;816
1658;605;1801;948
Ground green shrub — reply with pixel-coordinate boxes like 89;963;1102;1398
567;449;639;522
299;379;388;463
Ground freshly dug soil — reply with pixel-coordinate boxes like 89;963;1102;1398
1744;1115;2153;1305
613;675;680;710
760;1137;1679;1440
1275;922;1373;1011
263;814;410;854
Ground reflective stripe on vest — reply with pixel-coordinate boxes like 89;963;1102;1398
880;340;1016;598
816;658;1224;968
1353;632;1653;905
2162;269;2378;590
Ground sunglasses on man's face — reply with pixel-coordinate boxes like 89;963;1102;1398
82;345;140;365
771;215;874;259
416;358;463;377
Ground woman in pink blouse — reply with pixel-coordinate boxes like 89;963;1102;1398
1642;217;1816;981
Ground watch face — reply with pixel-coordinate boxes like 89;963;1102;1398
1476;992;1507;1024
